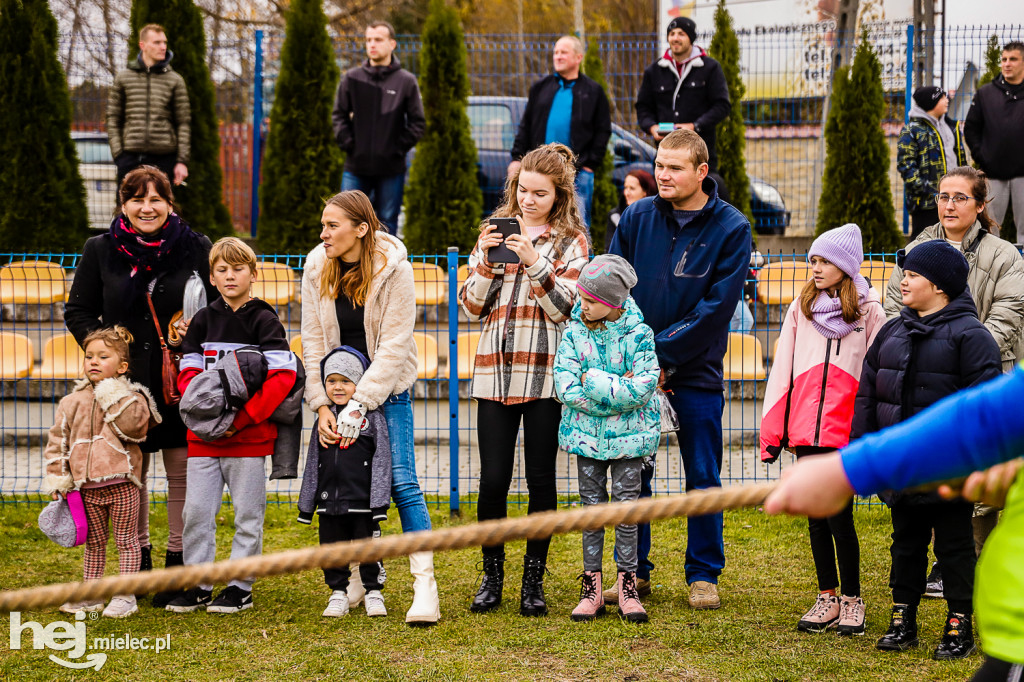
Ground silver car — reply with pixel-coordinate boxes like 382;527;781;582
71;131;117;230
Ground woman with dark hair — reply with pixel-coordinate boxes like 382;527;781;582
65;166;215;606
605;170;657;252
300;190;440;626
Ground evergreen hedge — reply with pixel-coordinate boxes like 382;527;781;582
709;0;754;231
0;0;89;251
129;0;233;240
816;33;903;253
979;34;1002;87
584;37;617;254
402;0;482;255
255;0;341;254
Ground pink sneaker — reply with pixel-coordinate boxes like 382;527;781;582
571;571;605;621
797;592;840;633
618;572;648;623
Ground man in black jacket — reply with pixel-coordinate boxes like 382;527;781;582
332;21;426;235
635;17;730;172
965;41;1024;243
509;35;611;228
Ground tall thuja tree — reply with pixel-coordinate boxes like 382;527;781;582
708;0;753;229
130;0;232;239
255;0;341;253
0;0;88;251
403;0;482;254
816;32;902;252
583;37;617;253
978;34;1002;87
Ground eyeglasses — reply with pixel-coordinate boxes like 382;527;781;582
934;193;980;207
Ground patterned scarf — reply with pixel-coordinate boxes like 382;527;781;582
809;273;870;339
108;212;197;297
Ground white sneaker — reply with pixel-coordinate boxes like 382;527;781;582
322;590;349;617
102;595;138;618
59;599;105;614
364;590;387;617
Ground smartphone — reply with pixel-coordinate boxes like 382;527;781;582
487;217;521;264
657;122;675;133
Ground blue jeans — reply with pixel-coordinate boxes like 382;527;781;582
666;386;726;584
574;169;594;230
380;391;432;533
341;171;405;236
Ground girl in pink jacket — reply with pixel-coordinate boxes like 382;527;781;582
760;223;886;637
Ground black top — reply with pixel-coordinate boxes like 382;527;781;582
333;260;368;357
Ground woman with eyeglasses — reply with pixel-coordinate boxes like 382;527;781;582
884;165;1024;555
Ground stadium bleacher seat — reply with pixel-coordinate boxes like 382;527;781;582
456;264;471;291
289;335;302;360
413;332;439;379
412;262;446;307
452;331;481;380
0;260;67;305
33;333;84;380
251;262;295;306
0;332;34;379
756;262;811;306
860;260;895;302
723;332;766;382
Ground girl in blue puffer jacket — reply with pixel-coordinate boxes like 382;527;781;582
553;254;661;624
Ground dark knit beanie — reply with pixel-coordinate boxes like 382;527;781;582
913;85;946;112
667;17;697;43
897;239;969;299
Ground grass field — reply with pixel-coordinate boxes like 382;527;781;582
0;499;981;681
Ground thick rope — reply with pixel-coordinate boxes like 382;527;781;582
0;482;776;612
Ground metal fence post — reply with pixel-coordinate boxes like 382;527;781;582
447;247;461;517
903;24;914;235
250;29;264;239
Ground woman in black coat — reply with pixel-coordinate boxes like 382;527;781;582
65;166;215;604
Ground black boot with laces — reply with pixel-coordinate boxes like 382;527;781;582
520;555;548;617
876;604;919;651
470;552;505;613
934;611;976;660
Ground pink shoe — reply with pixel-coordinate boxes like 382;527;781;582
570;571;605;621
618;572;648;623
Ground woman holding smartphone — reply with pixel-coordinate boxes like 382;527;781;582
460;143;590;617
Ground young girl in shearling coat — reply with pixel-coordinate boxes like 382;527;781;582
44;326;160;618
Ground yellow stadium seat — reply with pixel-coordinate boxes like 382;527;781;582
0;261;67;305
0;332;33;379
723;332;766;382
251;262;295;306
756;262;811;305
453;331;481;380
413;332;439;379
412;262;446;307
289;335;302;359
456;264;471;290
860;260;895;302
34;333;84;380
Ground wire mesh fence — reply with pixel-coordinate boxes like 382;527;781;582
1;250;905;508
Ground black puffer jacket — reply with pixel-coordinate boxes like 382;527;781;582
851;290;1001;504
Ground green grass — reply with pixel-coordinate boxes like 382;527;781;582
0;500;980;680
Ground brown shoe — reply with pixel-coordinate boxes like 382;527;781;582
602;577;651;602
688;581;720;610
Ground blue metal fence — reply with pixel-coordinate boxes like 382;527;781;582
1;250;902;509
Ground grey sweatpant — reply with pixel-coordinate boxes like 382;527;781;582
577;455;642;573
182;456;267;591
988;177;1024;243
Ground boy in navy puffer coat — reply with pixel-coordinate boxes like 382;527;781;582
554;255;661;624
853;240;1001;659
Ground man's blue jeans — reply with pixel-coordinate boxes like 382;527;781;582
341;171;405;236
379;391;432;532
659;386;726;584
574;168;594;230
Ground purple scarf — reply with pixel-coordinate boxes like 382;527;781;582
809;273;870;339
107;211;199;300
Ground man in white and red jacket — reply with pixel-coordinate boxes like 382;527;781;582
166;238;297;615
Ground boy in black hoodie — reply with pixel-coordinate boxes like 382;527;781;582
168;238;297;615
298;346;392;618
852;240;1001;660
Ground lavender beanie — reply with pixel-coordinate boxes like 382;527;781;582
807;223;863;279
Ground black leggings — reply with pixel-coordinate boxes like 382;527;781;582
794;447;861;597
476;398;561;561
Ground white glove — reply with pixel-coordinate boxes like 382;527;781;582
337;400;367;441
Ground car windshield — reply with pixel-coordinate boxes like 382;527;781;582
75;139;114;164
468;104;515;152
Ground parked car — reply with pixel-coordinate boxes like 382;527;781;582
71;131;118;231
459;96;790;234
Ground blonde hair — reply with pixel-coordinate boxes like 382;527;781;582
82;325;134;371
485;143;587;243
140;24;166;40
209;237;257;275
318;191;384;307
659;129;710;169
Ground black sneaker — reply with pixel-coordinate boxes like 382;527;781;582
165;587;213;613
207;586;253;614
924;562;943;599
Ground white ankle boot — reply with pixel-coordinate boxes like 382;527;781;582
347;563;365;607
405;551;440;626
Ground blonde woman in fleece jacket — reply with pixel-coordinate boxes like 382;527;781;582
760;223;885;637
